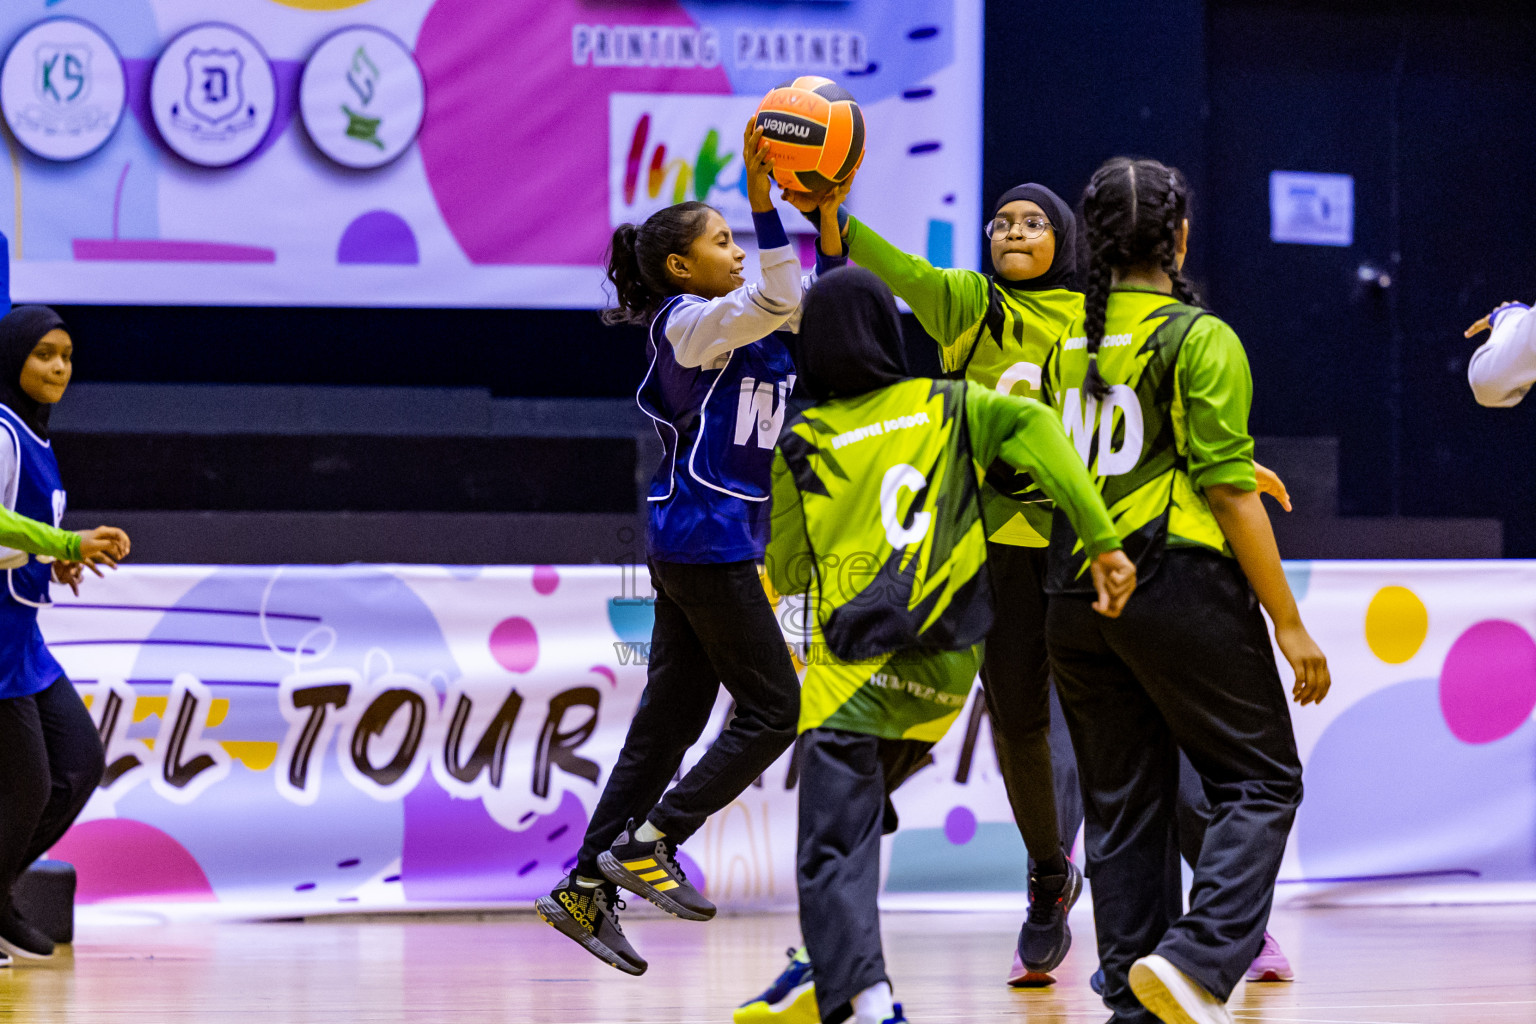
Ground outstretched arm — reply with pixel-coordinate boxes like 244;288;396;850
782;190;990;364
967;388;1135;615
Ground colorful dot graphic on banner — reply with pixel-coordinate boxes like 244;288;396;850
1364;585;1429;664
337;211;419;265
1439;619;1536;744
608;599;655;645
489;616;539;673
52;819;217;904
944;806;976;845
532;565;560;595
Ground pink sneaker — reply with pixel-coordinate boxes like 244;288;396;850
1006;949;1056;987
1244;931;1294;982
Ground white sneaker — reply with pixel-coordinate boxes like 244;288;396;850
1128;954;1233;1024
0;948;11;968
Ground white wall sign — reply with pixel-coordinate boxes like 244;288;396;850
0;17;127;162
1270;170;1354;247
300;26;425;171
151;22;277;169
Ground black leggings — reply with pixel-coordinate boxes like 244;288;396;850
0;675;105;911
1048;549;1302;1022
573;559;800;877
977;543;1065;865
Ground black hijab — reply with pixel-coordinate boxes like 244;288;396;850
990;182;1079;293
0;305;67;439
798;266;909;401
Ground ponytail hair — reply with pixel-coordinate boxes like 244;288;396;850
1078;157;1201;399
602;201;714;326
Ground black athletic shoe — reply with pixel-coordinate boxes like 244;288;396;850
535;875;646;976
597;821;716;921
1017;858;1082;973
0;906;54;961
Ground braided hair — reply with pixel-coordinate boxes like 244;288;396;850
602;201;713;326
1079;158;1201;398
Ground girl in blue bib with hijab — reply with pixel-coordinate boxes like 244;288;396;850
0;305;130;966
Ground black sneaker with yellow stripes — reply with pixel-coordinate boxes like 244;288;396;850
534;874;646;976
597;820;717;921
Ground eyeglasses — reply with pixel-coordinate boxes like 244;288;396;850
985;215;1053;241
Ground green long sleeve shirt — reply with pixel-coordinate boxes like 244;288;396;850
844;215;1083;546
0;504;78;564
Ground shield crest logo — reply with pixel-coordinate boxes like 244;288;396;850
183;48;245;124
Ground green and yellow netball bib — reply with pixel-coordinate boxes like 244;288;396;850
776;378;992;662
1044;291;1208;594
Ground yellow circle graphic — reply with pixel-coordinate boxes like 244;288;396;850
1365;585;1429;664
267;0;376;10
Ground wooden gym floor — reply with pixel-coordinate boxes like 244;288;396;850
1;904;1533;1023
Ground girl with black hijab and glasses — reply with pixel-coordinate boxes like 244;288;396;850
0;306;130;965
1042;158;1328;1024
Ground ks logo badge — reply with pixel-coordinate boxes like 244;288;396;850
0;17;127;162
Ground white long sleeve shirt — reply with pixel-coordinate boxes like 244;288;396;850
664;241;807;370
1469;304;1536;407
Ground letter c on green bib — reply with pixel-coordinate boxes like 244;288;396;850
880;463;931;549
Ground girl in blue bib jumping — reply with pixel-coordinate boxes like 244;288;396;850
537;123;847;974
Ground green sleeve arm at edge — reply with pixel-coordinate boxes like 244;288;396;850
0;505;79;561
765;450;814;596
967;388;1121;558
1180;318;1259;493
845;216;990;355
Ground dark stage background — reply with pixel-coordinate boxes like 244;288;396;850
50;0;1536;555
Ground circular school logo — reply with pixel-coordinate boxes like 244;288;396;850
0;18;127;162
151;23;277;168
299;27;424;170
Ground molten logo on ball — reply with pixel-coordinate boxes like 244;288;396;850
754;75;864;193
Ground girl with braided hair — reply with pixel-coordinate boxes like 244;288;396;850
1041;156;1330;1024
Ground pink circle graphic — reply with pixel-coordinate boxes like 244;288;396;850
1439;619;1536;744
489;616;539;673
413;0;731;266
532;565;560;595
50;819;217;904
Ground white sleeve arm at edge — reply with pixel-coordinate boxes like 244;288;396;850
0;425;23;564
1469;308;1536;408
665;244;803;368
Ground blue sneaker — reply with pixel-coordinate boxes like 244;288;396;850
734;947;818;1024
1018;858;1082;973
1090;968;1104;995
884;1004;907;1024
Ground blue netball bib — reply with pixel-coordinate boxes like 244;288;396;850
0;404;67;699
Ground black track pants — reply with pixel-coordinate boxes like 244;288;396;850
1048;549;1302;1022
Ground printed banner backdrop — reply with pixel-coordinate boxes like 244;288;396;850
37;560;1536;921
0;0;982;308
